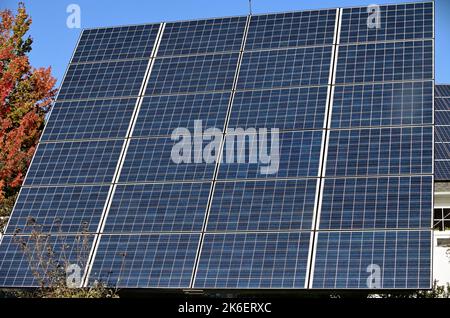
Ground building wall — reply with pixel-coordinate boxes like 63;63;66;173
434;231;450;285
434;85;450;286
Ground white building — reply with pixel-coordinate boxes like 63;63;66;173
433;182;450;285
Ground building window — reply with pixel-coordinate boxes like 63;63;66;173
434;208;450;231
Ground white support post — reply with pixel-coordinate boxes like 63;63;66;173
306;8;342;289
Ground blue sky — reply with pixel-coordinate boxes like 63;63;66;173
1;0;449;85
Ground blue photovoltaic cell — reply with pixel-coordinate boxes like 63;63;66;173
57;59;149;100
331;81;433;129
435;111;450;126
42;98;137;141
312;231;431;289
319;176;432;230
5;185;110;234
435;161;450;181
229;86;328;131
335;40;433;84
133;92;230;138
89;234;199;288
436;143;450;160
435;85;450;181
245;9;336;50
119;137;217;183
146;53;239;95
207;179;317;231
237;46;332;90
435;85;450;97
340;3;433;44
194;232;311;288
104;182;211;233
325;127;433;177
217;130;322;180
0;4;435;290
0;235;93;287
158;17;246;56
435;126;450;143
72;24;160;63
435;98;450;110
24;140;123;186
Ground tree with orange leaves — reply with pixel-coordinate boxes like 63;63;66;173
0;3;56;222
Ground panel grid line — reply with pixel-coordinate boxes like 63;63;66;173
190;15;252;288
82;23;166;287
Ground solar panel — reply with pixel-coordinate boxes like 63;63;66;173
4;185;110;234
238;46;332;90
312;231;431;289
436;111;450;125
229;86;328;131
435;162;450;181
340;3;433;44
72;24;160;63
158;17;247;56
319;176;432;230
146;53;239;95
335;40;433;84
89;234;200;288
133;93;230;137
104;182;211;232
436;85;450;97
194;232;311;288
217;130;323;179
42;98;138;141
207;179;317;231
0;3;434;291
435;85;450;180
325;127;433;177
23;140;124;186
119;137;217;183
435;97;450;110
0;234;94;287
436;126;450;143
58;59;150;100
245;10;336;50
436;143;450;160
331;81;433;129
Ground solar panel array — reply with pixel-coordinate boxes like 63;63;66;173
0;2;434;290
435;85;450;180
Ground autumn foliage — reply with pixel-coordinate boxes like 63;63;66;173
0;3;56;214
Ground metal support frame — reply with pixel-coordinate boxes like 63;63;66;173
307;8;342;289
